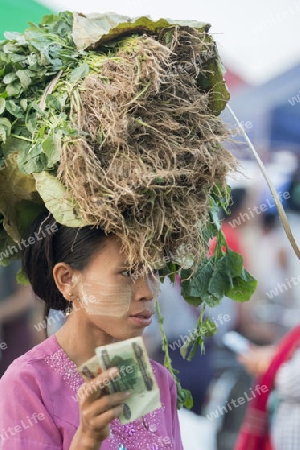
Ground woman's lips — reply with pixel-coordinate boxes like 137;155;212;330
129;311;153;327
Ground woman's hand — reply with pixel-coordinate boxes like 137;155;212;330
70;367;131;450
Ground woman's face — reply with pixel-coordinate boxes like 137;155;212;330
71;236;160;341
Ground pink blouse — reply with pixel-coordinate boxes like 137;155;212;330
0;335;184;450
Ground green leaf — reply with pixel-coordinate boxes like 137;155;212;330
31;102;46;116
16;70;32;89
164;29;175;45
11;54;27;63
15;199;45;242
179;307;218;361
3;73;18;84
0;98;5;115
16;268;30;285
167;262;177;283
70;62;90;82
42;131;62;168
5;100;23;118
34;171;87;227
186;341;199;361
3;31;22;41
227;268;258;302
197;52;230;115
17;143;47;174
45;94;62;111
6;82;21;96
0;158;42;242
181;258;213;304
24;29;55;61
25;116;37;134
20;99;28;110
1;137;30;160
72;12;207;51
208;249;243;297
200;318;217;336
202;292;222;308
0;118;12;143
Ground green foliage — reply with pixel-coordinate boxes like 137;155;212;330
0;11;229;178
180;307;217;361
163;186;257;363
33;171;88;227
0;11;80;173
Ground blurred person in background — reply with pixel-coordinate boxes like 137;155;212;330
235;325;300;450
284;158;300;318
0;261;38;377
245;212;290;340
285;159;300;214
235;204;291;345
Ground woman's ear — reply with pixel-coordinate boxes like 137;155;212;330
53;263;79;300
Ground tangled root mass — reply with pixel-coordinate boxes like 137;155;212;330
58;27;237;269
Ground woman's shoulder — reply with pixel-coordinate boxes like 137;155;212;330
0;335;65;427
0;335;74;448
0;334;59;385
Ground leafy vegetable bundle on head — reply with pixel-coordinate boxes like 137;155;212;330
0;11;257;406
0;11;234;266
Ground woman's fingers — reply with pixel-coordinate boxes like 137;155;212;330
80;404;126;443
78;367;119;404
89;404;125;431
83;392;131;431
84;391;131;421
76;367;132;447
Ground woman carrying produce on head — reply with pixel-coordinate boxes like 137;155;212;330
0;10;254;450
0;212;183;450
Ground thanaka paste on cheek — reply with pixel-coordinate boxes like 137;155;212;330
77;280;131;316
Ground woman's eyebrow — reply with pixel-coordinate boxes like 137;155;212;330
118;263;145;271
118;262;130;269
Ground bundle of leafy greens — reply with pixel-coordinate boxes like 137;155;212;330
0;11;257;407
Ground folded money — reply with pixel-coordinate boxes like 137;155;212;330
77;337;161;424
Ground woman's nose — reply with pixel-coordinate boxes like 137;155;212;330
133;274;160;301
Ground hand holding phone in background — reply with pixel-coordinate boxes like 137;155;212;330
222;331;251;354
222;331;277;377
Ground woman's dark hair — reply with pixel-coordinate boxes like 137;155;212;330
22;211;107;318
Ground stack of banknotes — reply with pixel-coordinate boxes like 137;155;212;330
77;337;161;424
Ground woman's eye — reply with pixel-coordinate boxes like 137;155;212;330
148;268;159;278
121;270;132;277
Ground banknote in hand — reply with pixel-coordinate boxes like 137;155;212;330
77;337;161;424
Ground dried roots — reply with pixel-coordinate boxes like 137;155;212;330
58;27;237;268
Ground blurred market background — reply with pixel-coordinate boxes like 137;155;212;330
0;1;300;449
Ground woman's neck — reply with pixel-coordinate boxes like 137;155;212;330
55;310;116;368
